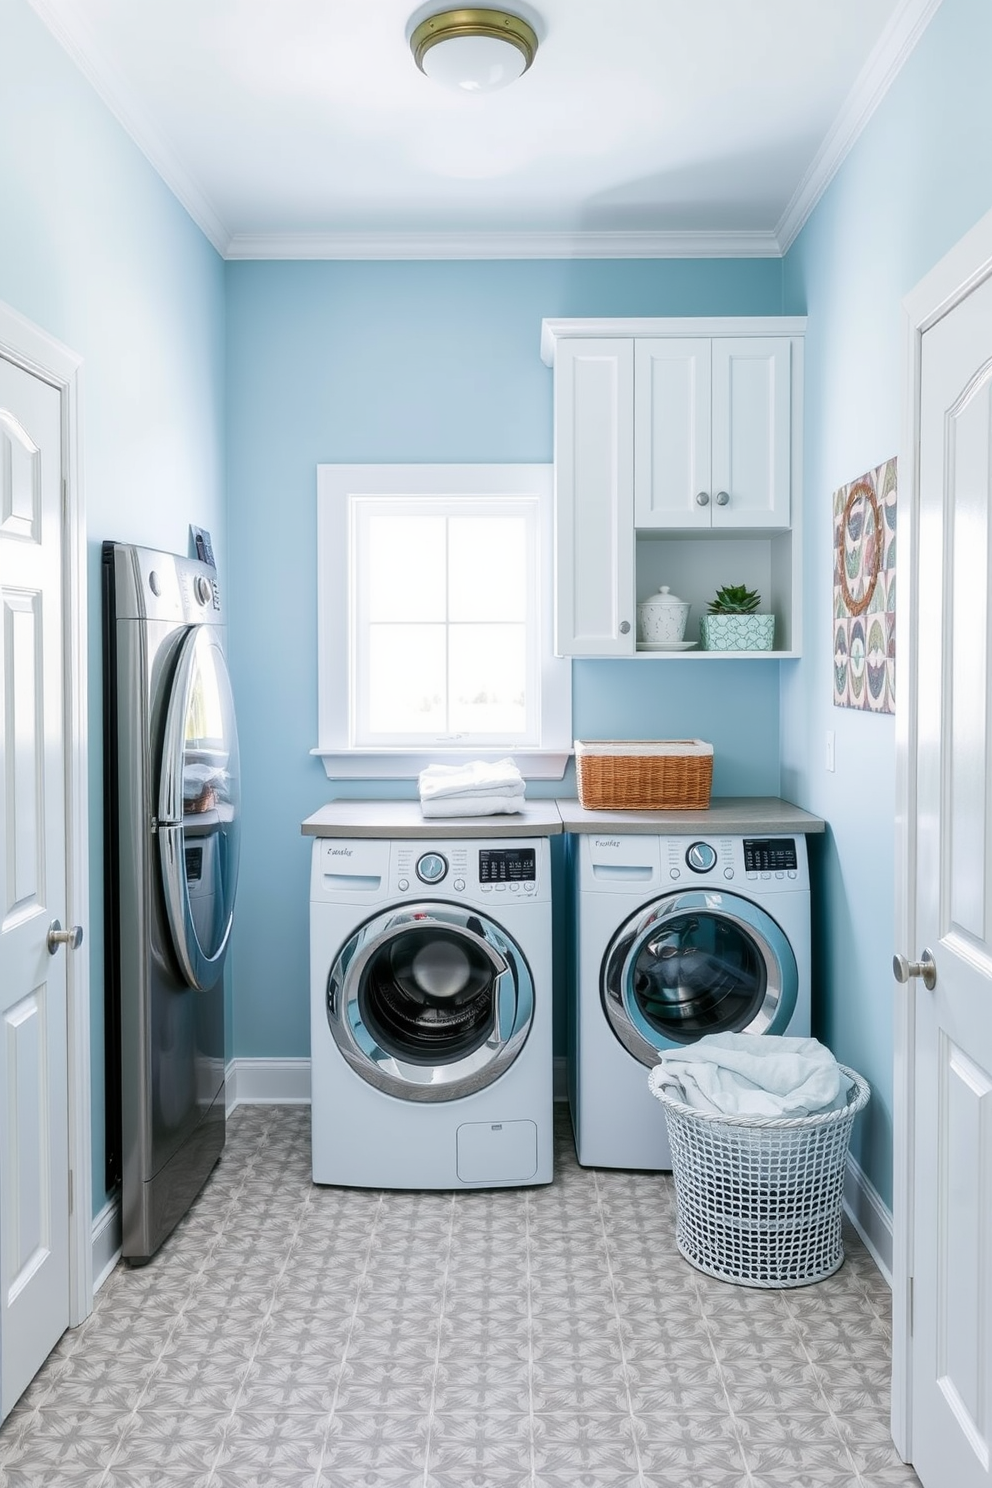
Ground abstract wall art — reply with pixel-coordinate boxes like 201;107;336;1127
833;456;896;713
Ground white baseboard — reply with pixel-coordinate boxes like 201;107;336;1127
844;1151;893;1285
225;1057;311;1111
91;1197;121;1293
224;1056;567;1109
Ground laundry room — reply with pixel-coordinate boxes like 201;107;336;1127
1;1;991;1484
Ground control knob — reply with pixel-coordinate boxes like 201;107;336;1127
686;841;717;873
416;852;447;884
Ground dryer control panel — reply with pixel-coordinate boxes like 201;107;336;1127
583;833;808;893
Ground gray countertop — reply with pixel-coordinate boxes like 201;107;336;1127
301;797;824;838
555;796;826;835
301;800;563;838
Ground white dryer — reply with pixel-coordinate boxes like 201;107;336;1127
569;832;812;1170
310;834;553;1188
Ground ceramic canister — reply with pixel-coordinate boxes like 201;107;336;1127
636;585;690;644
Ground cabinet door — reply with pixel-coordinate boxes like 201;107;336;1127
554;339;634;656
710;338;792;528
634;338;712;529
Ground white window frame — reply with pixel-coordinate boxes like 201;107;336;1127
314;463;571;779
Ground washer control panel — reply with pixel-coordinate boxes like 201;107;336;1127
390;841;546;900
652;834;807;890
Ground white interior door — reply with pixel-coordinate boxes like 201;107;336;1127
908;269;992;1487
0;354;71;1421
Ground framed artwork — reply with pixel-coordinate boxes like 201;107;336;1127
833;457;896;713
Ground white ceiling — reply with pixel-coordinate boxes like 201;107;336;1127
29;0;939;259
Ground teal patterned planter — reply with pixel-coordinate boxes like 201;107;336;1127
700;613;776;651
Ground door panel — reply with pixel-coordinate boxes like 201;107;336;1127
0;356;69;1422
633;338;712;528
912;272;992;1487
711;338;792;528
553;338;634;655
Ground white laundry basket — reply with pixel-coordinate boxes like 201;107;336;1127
648;1064;870;1288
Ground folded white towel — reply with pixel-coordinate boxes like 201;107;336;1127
650;1033;842;1118
419;792;524;819
418;757;525;802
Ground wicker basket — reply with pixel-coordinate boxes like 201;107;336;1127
648;1064;870;1288
574;739;713;811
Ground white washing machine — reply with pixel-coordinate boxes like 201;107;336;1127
310;834;554;1188
569;832;812;1170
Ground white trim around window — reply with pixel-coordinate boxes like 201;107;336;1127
313;463;571;779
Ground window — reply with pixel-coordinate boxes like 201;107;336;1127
315;464;571;779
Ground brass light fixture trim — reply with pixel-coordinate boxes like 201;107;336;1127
411;8;539;78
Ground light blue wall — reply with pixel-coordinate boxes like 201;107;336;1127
1;0;227;1212
224;258;784;1061
781;0;992;1206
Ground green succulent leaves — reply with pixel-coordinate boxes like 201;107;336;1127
707;583;761;614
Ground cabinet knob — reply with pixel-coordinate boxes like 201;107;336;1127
695;491;710;507
619;620;631;635
715;490;730;506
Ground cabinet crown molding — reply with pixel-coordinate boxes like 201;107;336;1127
540;316;807;367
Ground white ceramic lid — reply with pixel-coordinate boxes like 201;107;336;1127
639;585;686;606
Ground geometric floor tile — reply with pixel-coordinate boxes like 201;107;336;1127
0;1105;922;1488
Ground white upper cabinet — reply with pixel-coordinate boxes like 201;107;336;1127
542;317;805;659
634;335;794;529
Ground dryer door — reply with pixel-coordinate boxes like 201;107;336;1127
602;889;798;1067
327;903;534;1101
158;625;241;992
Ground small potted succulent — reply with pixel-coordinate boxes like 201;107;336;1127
699;584;776;651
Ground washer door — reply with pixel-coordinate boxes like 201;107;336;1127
327;903;534;1102
602;890;798;1067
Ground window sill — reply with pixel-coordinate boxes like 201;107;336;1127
311;748;572;781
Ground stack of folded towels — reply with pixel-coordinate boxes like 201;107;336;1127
418;757;526;819
649;1032;844;1117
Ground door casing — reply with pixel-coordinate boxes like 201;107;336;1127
0;298;91;1330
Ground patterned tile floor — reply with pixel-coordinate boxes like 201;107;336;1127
0;1105;922;1488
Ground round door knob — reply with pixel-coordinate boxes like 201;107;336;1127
893;949;937;991
47;919;84;955
619;620;631;635
695;491;710;506
715;490;730;506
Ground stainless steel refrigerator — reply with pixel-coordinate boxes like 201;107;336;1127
103;543;241;1263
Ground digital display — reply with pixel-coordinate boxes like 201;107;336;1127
479;848;536;883
743;838;798;872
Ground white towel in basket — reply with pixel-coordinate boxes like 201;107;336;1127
651;1033;843;1118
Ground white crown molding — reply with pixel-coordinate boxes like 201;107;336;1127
27;0;231;256
224;229;783;262
776;0;945;253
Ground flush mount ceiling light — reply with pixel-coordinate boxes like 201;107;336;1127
410;8;539;93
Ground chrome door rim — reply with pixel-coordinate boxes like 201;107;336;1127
601;890;798;1067
327;902;534;1102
